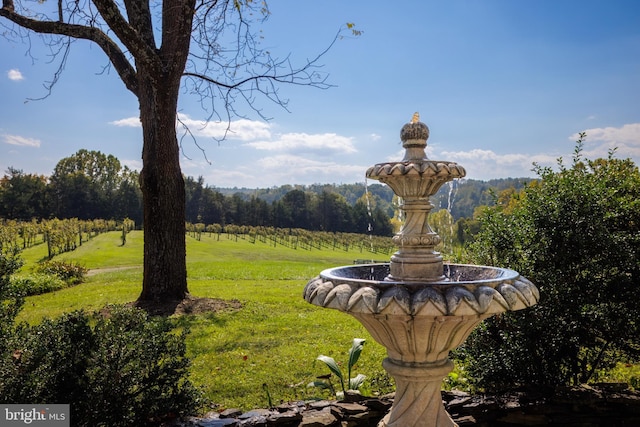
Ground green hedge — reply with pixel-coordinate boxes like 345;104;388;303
36;260;87;285
10;274;66;296
0;306;204;426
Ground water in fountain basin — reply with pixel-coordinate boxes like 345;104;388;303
320;262;523;286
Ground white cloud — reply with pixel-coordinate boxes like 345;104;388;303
247;132;357;154
441;149;528;163
257;154;328;170
7;69;24;81
370;133;382;141
110;117;141;127
121;159;142;171
201;168;261;188
256;154;364;180
570;123;640;159
3;134;41;147
177;115;271;141
436;148;557;180
109;114;271;141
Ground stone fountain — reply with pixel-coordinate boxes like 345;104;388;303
303;113;539;427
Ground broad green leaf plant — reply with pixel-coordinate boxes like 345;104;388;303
310;338;367;399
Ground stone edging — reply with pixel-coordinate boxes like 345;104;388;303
173;385;640;427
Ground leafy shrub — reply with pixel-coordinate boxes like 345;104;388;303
9;274;66;296
36;260;88;285
457;138;640;390
0;306;203;426
1;311;95;409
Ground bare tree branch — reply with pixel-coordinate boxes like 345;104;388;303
91;0;161;73
1;2;139;95
183;1;342;133
176;113;213;161
27;37;72;101
161;0;197;80
122;0;155;48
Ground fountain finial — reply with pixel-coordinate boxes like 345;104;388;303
400;113;429;159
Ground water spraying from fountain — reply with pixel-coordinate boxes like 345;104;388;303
303;114;539;427
364;177;375;252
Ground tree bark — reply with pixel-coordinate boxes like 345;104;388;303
136;68;188;302
132;0;195;303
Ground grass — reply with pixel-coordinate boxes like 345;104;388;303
16;230;394;411
598;363;640;389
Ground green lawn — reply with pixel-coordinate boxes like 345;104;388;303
16;230;394;411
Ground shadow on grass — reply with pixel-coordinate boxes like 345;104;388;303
129;294;243;318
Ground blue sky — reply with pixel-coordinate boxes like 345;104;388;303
1;0;639;188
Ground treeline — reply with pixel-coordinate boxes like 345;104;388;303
217;183;396;212
185;176;393;236
0;151;142;223
438;178;534;219
217;178;534;221
0;150;393;236
1;148;533;235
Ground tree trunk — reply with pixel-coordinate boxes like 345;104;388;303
136;69;188;302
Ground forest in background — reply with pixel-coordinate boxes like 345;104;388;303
0;149;532;236
218;177;534;220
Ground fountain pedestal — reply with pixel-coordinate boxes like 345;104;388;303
304;114;539;427
354;313;490;427
381;358;456;426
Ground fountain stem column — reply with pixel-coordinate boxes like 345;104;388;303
380;358;456;427
368;113;464;282
389;196;444;282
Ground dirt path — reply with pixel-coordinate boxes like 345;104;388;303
86;266;141;276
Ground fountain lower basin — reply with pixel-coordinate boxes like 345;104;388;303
306;263;538;317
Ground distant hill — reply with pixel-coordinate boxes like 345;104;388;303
214;178;535;221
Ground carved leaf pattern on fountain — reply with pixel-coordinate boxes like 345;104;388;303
305;278;333;307
323;283;355;311
366;162;466;180
377;287;412;316
303;275;539;317
411;287;448;316
347;286;379;313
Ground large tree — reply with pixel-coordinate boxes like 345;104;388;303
50;149;123;219
0;167;49;220
1;0;345;303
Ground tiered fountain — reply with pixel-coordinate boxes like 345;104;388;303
304;113;539;427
